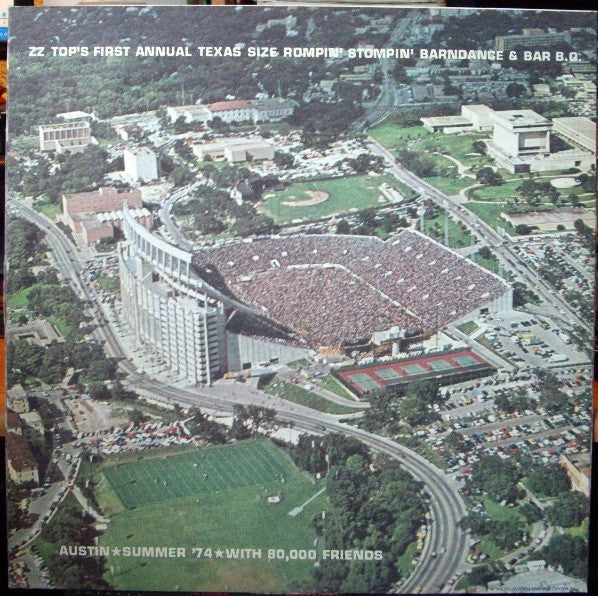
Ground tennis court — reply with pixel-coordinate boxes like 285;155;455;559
337;348;495;395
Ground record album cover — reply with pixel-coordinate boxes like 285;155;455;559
4;5;595;593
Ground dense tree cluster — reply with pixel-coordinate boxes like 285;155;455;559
466;455;524;503
6;217;49;293
525;463;571;497
230;404;277;440
358;380;441;433
15;146;121;203
545;491;589;528
37;495;108;589
539;533;588;577
298;434;426;593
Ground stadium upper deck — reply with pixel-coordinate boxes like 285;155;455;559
193;230;512;349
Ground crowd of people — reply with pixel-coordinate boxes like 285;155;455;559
232;266;416;348
192;230;509;347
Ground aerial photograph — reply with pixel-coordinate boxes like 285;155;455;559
4;5;595;593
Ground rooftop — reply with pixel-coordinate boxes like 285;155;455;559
493;109;551;129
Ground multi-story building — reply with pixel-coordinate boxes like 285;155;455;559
491;109;552;158
124;147;159;183
552;117;596;154
192;137;275;163
7;384;29;414
250;98;296;123
39;119;92;153
207;100;253;123
495;28;571;52
6;432;39;486
62;186;151;245
119;206;227;385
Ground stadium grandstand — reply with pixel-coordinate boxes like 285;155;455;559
193;230;512;350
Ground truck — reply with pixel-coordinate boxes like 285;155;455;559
549;353;569;363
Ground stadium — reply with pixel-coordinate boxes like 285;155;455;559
119;205;512;385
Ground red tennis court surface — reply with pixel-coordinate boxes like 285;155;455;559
336;348;495;395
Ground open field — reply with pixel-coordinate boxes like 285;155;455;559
368;121;428;147
423;175;474;197
262;377;360;415
464;202;515;233
261;174;406;224
423;212;474;248
101;439;295;509
95;439;327;592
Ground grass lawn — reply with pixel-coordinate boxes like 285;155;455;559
397;540;419;578
95;439;328;592
109;399;181;424
563;517;589;537
315;375;358;401
261;174;399;224
456;321;479;336
97;276;120;294
368;121;428;148
7;284;38;309
47;315;71;337
262;377;360;415
34;197;62;220
423;175;475;196
472;251;501;275
423;212;474;248
464;202;515;234
417;133;491;166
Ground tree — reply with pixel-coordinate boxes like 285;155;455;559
526;463;571;497
477;246;493;260
398;396;436;426
336;219;351;235
129;409;147;426
506;82;527;98
273;150;295;169
476;167;503;187
519;501;543;523
540;533;588;577
515;224;532;235
472;140;486;155
545;491;589;528
170;164;195;187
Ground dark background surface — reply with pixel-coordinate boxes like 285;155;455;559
0;1;595;594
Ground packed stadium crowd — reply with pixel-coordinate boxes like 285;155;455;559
233;266;416;347
193;230;510;347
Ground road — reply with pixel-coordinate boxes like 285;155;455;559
9;197;471;593
367;137;590;333
354;13;421;130
157;182;197;250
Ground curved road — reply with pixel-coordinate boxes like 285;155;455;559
9;197;470;593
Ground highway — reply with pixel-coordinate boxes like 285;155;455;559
9;196;471;593
367;137;591;333
354;13;421;130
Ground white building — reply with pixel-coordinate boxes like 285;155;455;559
39;119;92;153
192;137;275;163
552;117;596;154
119;206;226;385
491;109;552;158
124;147;159;183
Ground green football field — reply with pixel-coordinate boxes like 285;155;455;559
95;439;328;592
102;439;292;508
